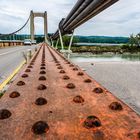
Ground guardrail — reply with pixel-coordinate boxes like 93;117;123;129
0;40;24;47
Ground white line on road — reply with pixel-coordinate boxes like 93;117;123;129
0;50;20;56
0;47;33;56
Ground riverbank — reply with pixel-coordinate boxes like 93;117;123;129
72;60;140;114
57;45;140;54
71;45;140;54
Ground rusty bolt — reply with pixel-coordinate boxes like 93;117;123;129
0;109;12;120
83;115;101;129
40;67;46;70
32;121;49;135
40;71;46;74
17;81;25;86
137;132;140;139
41;64;45;66
56;64;60;66
9;91;20;98
84;79;92;83
77;72;84;76
49;111;53;114
69;64;74;67
55;61;59;63
109;102;123;111
37;84;47;90
60;70;66;74
30;63;34;65
93;87;103;94
66;62;70;64
25;69;31;72
63;75;70;80
57;66;63;69
35;97;47;106
73;95;84;103
66;83;76;89
39;76;46;81
73;67;78;71
21;74;28;78
28;66;33;68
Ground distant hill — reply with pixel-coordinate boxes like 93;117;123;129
75;35;129;44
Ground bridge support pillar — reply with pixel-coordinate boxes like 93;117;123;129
44;11;48;43
30;11;48;43
30;11;35;42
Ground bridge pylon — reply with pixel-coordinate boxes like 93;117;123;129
30;10;48;43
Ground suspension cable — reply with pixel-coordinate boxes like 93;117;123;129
0;14;31;37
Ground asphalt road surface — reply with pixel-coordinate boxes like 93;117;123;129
0;45;38;84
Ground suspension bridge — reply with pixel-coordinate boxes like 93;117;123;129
0;0;140;140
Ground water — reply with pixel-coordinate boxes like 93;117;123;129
70;53;140;62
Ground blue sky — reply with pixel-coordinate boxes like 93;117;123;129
0;0;139;37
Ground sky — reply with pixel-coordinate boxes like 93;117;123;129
0;0;140;37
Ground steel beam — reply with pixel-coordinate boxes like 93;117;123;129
0;44;140;139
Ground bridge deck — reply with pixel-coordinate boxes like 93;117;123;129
0;44;140;140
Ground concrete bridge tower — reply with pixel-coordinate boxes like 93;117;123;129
30;10;48;42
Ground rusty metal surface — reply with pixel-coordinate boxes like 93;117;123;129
0;43;140;140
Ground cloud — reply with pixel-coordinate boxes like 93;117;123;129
0;0;140;37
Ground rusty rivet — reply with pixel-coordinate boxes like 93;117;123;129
25;69;31;72
66;62;70;64
39;76;46;81
56;63;60;66
21;74;28;78
60;70;66;74
35;97;47;106
30;63;34;65
83;115;101;129
73;95;84;103
41;64;45;66
40;67;45;70
93;87;103;94
137;132;140;139
77;72;84;76
37;84;47;90
109;102;123;111
84;79;92;83
49;111;53;113
73;67;78;71
69;64;74;67
0;109;12;120
57;66;63;69
66;83;75;89
40;71;46;74
32;121;49;135
92;130;104;140
28;66;33;68
63;75;70;80
9;91;20;98
17;81;25;86
55;61;59;63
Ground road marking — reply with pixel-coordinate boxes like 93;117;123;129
0;60;26;91
0;50;20;56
